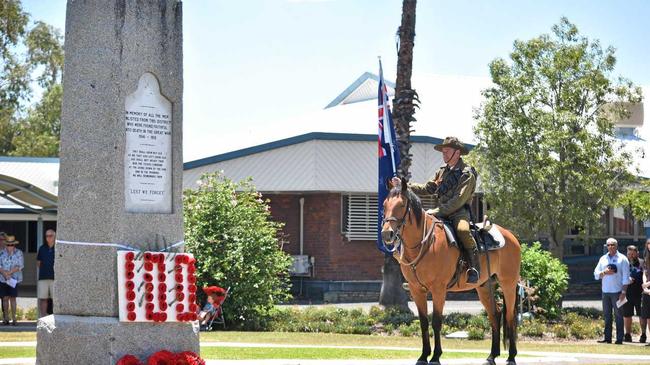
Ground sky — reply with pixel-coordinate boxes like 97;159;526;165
22;0;650;162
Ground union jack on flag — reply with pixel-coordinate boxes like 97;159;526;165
377;59;400;253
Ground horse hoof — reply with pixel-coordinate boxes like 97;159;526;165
415;361;428;365
505;361;516;365
428;362;441;365
483;359;496;365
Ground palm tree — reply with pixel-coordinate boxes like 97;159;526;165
379;0;418;309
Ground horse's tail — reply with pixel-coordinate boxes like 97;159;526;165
502;284;520;350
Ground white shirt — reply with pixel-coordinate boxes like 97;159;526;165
594;251;630;293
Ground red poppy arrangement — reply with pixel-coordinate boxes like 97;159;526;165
119;251;198;322
116;350;205;365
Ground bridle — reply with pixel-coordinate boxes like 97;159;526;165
381;194;411;253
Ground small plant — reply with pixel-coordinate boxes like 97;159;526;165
443;312;473;330
398;321;420;337
520;319;545;337
15;308;24;320
552;324;569;339
467;326;486;340
24;307;38;321
520;242;569;319
563;307;603;320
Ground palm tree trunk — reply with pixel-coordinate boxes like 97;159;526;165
379;0;417;311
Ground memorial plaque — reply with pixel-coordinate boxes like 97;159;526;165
125;73;172;213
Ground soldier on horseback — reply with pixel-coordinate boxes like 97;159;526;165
391;136;480;283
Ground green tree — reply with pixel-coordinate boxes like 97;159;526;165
184;173;292;329
472;18;643;258
618;180;650;223
0;1;64;156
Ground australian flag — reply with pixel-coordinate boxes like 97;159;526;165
377;59;400;253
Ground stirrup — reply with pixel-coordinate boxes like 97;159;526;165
466;267;479;283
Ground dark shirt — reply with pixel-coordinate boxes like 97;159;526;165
628;258;644;297
37;244;55;280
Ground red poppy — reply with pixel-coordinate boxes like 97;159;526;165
175;274;183;283
158;283;167;292
127;312;137;322
158;253;165;262
125;252;135;262
126;291;136;301
188;284;196;293
152;313;161;322
116;354;142;365
174;351;205;365
158;273;166;282
158;293;167;302
145;312;153;321
145;283;154;293
174;265;183;273
144;273;153;282
146;293;154;302
157;263;165;272
160;312;168;322
176;292;185;301
175;283;184;291
146;303;154;312
126;281;135;291
125;261;135;271
188;294;196;304
189;303;197;313
175;303;184;312
127;302;136;312
152;254;160;264
147;350;174;365
187;266;195;274
188;257;196;265
176;313;183;321
159;301;168;311
126;271;134;280
174;255;186;265
143;252;152;262
187;275;196;284
144;262;153;272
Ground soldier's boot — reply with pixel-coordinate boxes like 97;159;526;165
467;248;481;284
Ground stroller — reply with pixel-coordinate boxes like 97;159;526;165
200;286;229;331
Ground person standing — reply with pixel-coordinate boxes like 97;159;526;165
37;229;56;318
623;245;646;342
0;235;24;325
594;238;630;344
641;238;650;347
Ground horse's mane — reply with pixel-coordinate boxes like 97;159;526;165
388;187;423;226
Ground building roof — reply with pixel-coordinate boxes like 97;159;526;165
183;132;448;193
0;157;59;212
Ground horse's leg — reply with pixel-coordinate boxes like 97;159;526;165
501;279;518;365
411;287;431;365
476;282;500;365
429;286;446;365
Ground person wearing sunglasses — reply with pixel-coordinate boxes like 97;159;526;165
594;238;630;344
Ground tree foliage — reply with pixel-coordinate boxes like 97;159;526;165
472;18;643;257
183;173;292;329
520;242;569;319
0;0;63;156
618;180;650;222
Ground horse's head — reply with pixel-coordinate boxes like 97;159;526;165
381;178;422;245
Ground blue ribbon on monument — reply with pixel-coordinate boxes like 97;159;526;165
377;59;401;254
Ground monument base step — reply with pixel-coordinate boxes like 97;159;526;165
36;314;200;365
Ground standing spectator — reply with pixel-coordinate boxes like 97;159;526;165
623;245;646;342
37;229;56;318
641;238;650;347
0;233;5;320
0;235;24;325
594;238;630;344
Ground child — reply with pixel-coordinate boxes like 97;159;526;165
199;286;226;329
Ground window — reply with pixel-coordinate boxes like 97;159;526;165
342;194;378;241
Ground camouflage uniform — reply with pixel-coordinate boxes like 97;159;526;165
409;138;480;283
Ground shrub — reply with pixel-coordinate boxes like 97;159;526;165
184;173;293;330
520;242;569;319
24;307;37;321
520;319;545;337
443;312;473;331
552;324;568;339
15;308;24;320
398;321;420;337
379;306;416;327
569;320;600;340
467;326;486;340
562;307;603;320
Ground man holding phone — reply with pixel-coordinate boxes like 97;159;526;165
594;238;630;344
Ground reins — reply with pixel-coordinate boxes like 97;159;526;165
380;197;411;253
393;207;441;292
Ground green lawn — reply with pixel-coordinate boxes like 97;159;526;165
0;347;34;358
202;347;488;360
1;331;649;358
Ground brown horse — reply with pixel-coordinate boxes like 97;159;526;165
381;183;521;365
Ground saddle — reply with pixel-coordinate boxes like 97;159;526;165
429;212;505;289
